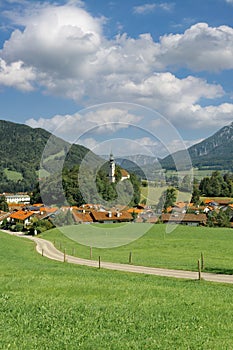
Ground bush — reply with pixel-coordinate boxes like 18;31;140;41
14;223;24;232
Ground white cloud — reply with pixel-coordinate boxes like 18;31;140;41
64;134;201;158
133;3;157;14
0;58;35;90
26;107;142;142
179;103;233;129
225;0;233;4
1;2;233;133
159;23;233;71
78;137;99;150
133;3;172;14
78;136;162;157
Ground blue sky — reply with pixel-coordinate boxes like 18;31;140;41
0;0;233;156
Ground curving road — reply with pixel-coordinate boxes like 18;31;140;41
5;231;233;284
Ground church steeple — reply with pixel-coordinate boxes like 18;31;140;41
109;152;115;183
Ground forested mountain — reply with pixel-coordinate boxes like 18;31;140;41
160;122;233;170
0;120;99;192
0;120;141;207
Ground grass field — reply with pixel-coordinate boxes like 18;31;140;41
4;168;23;181
41;224;233;274
1;231;233;349
140;186;192;205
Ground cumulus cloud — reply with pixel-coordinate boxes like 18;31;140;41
0;58;35;90
2;3;103;76
47;132;197;158
1;2;233;132
159;23;233;71
133;3;172;14
26;107;142;142
79;136;162;157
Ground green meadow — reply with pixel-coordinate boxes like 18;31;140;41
4;168;23;181
140;186;192;205
1;230;233;349
41;224;233;274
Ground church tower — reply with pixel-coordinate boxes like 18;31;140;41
109;153;116;183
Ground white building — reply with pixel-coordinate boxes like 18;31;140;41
109;153;116;183
3;193;31;204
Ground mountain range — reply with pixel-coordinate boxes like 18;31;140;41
0;119;232;192
160;122;233;171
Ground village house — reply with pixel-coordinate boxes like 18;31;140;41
72;209;93;224
10;210;35;226
161;213;207;226
91;210;133;223
2;193;30;204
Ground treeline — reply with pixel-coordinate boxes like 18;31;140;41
165;171;233;202
199;171;233;197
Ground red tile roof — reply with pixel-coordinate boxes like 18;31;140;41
91;211;133;222
121;169;130;177
39;207;58;213
127;208;144;214
72;210;93;223
174;202;187;209
161;213;207;224
10;210;34;221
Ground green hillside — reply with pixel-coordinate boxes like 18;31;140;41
0;120;98;192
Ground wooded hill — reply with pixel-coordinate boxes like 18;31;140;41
0;120;141;207
0;120;99;192
160;122;233;171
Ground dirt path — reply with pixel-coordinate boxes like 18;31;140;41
4;231;233;284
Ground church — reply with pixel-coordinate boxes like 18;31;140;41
108;153;130;183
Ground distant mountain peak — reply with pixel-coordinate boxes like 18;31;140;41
161;121;233;171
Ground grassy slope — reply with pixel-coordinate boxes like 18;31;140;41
1;231;233;349
4;168;23;181
41;224;233;274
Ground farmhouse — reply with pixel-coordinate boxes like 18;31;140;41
161;213;207;226
10;210;35;226
90;210;133;224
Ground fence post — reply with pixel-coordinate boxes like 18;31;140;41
64;249;66;263
42;248;44;257
98;256;101;269
198;259;201;280
129;251;132;264
201;252;204;270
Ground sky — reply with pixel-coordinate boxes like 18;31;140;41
0;0;233;158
